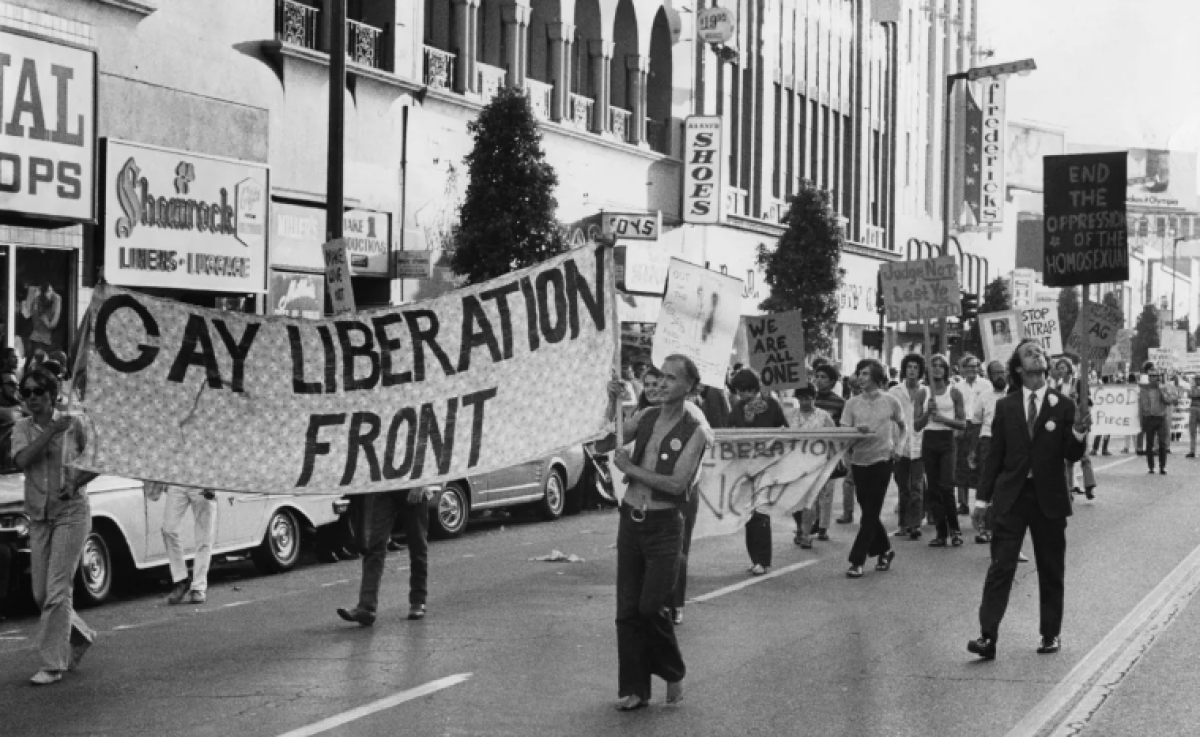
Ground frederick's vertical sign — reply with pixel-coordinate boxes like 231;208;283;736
1043;152;1128;287
978;79;1006;225
683;116;723;224
0;29;96;222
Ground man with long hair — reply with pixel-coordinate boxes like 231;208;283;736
888;354;928;540
968;339;1090;660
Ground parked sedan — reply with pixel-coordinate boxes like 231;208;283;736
0;472;347;607
425;447;586;538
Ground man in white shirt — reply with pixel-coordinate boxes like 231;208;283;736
968;360;1007;543
888;354;928;539
955;355;985;515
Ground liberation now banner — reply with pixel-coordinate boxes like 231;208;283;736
73;246;616;494
690;429;864;540
1043;152;1128;287
878;257;961;322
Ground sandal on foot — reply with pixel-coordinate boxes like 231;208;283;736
929;537;948;547
951;534;964;547
875;550;895;572
616;695;648;711
846;565;864;578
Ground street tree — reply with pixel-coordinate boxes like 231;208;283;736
981;276;1011;312
1132;304;1160;369
757;180;844;355
1057;286;1080;356
451;86;565;285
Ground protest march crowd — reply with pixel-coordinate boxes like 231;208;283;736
3;249;1200;710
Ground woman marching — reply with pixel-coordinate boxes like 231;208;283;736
923;354;968;548
12;369;97;685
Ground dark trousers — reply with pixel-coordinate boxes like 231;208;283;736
616;506;686;700
1091;435;1110;454
674;491;700;608
979;480;1067;641
1143;416;1169;470
848;461;893;566
892;457;925;530
355;491;430;612
0;541;12;613
923;430;960;538
744;511;772;567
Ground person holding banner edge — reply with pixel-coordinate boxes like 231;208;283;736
841;359;906;579
594;354;712;711
728;367;790;575
968;339;1090;660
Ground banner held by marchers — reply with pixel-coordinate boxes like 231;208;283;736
73;245;616;495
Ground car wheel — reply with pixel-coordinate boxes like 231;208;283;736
74;531;114;608
537;468;566;521
429;483;469;539
253;508;302;573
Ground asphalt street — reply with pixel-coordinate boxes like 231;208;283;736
3;444;1200;737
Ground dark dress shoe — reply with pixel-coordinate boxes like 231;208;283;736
316;548;340;563
336;607;376;627
387;540;404;552
407;604;427;620
338;547;362;560
1037;636;1061;654
968;636;997;659
1084;487;1095;500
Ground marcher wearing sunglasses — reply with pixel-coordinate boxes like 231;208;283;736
11;369;98;685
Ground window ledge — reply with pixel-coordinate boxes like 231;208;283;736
263;40;423;95
96;0;158;15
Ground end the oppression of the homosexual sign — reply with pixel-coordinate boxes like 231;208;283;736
1043;151;1127;288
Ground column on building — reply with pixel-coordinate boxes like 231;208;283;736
589;39;613;134
625;54;648;145
452;0;481;93
547;22;575;121
501;0;530;87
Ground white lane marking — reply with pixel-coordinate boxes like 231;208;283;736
1005;541;1200;737
0;629;22;636
274;673;473;737
222;601;251;609
0;636;27;641
320;579;350;588
688;560;819;603
1092;456;1139;473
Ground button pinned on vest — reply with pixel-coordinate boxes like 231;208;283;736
669;439;682;451
660;453;669;460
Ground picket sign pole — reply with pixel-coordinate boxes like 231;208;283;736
608;241;623;449
923;318;932;357
1078;287;1091;417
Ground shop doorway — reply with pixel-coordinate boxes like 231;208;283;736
8;247;74;364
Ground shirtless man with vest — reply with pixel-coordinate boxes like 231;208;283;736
593;354;712;711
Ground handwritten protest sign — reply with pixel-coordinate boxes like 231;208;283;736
980;310;1021;364
878;257;961;322
1178;353;1200;375
1088;385;1139;436
1065;301;1123;363
74;246;616;494
744;310;807;390
1172;389;1191;435
323;239;356;314
652;258;743;388
1149;348;1177;372
1020;305;1062;355
1043;151;1128;287
1161;328;1188;355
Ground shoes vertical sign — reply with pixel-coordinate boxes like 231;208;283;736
323;239;357;314
1043;150;1127;402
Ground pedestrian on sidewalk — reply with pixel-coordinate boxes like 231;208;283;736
12;369;97;686
594;354;711;711
968;360;1008;543
148;482;218;604
793;384;837;549
955;355;986;516
923;354;967;548
1138;363;1175;475
968;339;1090;660
888;353;928;540
336;486;431;626
841;359;906;579
729;367;790;575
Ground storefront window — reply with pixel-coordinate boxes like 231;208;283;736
12;248;73;364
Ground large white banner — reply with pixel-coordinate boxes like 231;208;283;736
74;246;615;494
691;429;862;540
653;258;743;388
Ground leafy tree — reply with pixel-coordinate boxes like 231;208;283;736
1056;286;1080;357
757;180;844;355
1132;304;1160;370
451;86;565;285
980;276;1011;313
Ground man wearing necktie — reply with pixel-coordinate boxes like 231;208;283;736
967;339;1091;659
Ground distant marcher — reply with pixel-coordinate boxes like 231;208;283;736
841;359;906;578
968;360;1008;543
955;355;986;515
924;354;967;547
150;483;218;605
888;354;928;540
1138;363;1176;474
729;368;790;575
812;364;853;524
793;384;837;548
1188;375;1200;458
12;369;96;685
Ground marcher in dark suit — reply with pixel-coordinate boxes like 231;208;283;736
967;339;1090;659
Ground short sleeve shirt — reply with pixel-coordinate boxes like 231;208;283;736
840;392;904;466
11;410;88;521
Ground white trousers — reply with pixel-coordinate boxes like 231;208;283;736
162;489;216;593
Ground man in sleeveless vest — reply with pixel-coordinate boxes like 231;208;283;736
593;354;712;711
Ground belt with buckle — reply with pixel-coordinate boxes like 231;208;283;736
620;504;679;522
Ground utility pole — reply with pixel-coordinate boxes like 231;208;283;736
326;0;346;243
